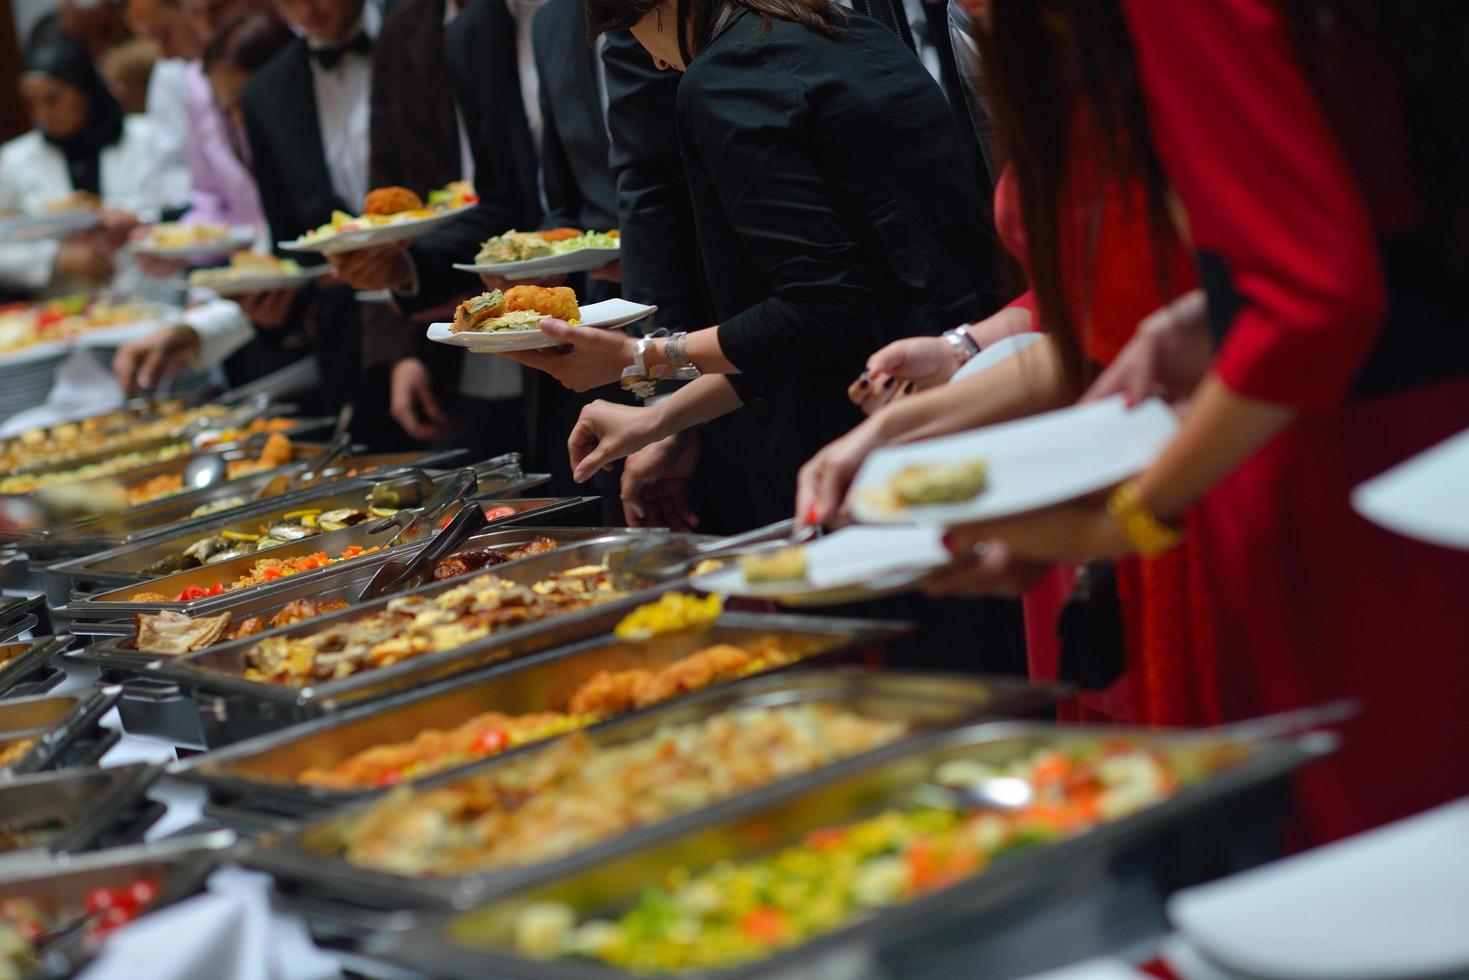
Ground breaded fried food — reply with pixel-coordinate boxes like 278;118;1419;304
503;284;579;323
451;290;507;332
258;431;294;468
363;186;423;216
537;227;582;243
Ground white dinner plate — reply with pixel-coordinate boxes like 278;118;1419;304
72;306;181;349
848;395;1179;527
454;246;621;281
0;210;101;243
1351;426;1469;550
950;331;1045;383
0;340;70;370
188;264;331;297
426;298;658;353
688;525;951;607
279;203;476;255
133;226;257;261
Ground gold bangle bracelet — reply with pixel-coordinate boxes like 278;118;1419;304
1106;479;1182;557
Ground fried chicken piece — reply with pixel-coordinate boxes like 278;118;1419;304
258;432;293;468
536;227;582;243
269;597;348;628
567;668;656;716
632;644;754;708
503;284;579;323
228;616;265;639
363;186;423;216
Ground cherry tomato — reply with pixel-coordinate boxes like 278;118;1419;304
83;886;121;916
475;729;508;754
484;506;517;521
125;878;159;909
375;769;403;787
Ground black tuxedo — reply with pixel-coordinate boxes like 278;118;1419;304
534;0;617;233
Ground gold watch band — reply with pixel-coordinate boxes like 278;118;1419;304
1106;479;1182;557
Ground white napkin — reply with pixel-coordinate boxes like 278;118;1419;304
77;866;340;980
0;347;124;437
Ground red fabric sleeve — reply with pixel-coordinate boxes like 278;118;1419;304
1120;0;1387;412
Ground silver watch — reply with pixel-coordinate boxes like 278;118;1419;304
942;327;982;364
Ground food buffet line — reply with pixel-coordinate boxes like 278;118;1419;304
0;395;1354;980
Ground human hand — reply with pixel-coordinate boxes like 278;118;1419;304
920;540;1051;598
96;208;139;248
850;334;966;414
55;238;114;283
621;430;701;531
794;415;886;528
238;288;299;329
567;398;665;483
390;357;450;442
326;242;412;292
1084;289;1212;408
112;324;201;395
588;259;621;283
500;319;634;392
941;491;1130;566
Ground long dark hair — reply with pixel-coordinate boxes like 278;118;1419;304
202;13;295;73
23;32;126;195
586;0;846;60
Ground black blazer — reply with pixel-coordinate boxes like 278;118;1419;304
401;0;543;312
534;0;617;232
677;11;992;478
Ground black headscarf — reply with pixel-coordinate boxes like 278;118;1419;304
23;33;126;196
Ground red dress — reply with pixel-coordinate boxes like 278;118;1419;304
993;134;1221;728
1122;0;1469;843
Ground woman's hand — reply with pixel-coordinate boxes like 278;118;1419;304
794;415;887;527
503;319;635;392
1084;289;1212;407
55;238;114;283
942;492;1130;566
621;430;701;531
920;541;1052;598
238;288;298;329
588;259;621;283
112;324;200;395
567;398;666;483
326;242;412;292
389;357;450;442
850;335;966;414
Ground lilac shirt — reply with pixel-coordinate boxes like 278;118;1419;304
183;62;265;228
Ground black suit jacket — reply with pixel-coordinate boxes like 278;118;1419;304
677;11;991;479
400;0;542;312
534;0;617;232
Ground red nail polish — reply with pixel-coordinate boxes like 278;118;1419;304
942;532;954;550
804;504;823;526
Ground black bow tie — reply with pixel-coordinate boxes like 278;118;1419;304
310;32;372;70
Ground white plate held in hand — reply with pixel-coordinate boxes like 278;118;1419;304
454;246;620;281
1352;426;1469;550
849;395;1179;527
426;298;657;353
279;203;476;255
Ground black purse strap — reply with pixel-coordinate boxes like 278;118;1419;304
849;0;919;53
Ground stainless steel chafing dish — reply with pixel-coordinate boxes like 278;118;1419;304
242;667;1038;911
12;447;467;560
0;831;237;977
170;613;924;819
0;764;161;864
365;721;1334;980
0;636;67;698
51;496;601;631
41;458;553;604
0;686;120;777
142;534;700;746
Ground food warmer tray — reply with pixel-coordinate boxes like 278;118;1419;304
0;831;238;978
0;686;122;777
243;666;1043;911
0;594;44;634
365;721;1335;980
169;612;927;819
146;535;704;747
41;463;554;604
11;446;467;559
0;636;69;699
64;528;646;748
0;764;162;865
50;496;600;631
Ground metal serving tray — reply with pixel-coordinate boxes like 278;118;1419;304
371;721;1334;979
0;594;44;634
42;464;554;603
0;637;68;699
145;535;693;746
14;447;465;559
170;613;922;819
0;686;120;777
51;496;599;629
244;667;1040;911
0;764;161;865
0;831;238;978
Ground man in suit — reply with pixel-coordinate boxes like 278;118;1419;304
237;0;386;438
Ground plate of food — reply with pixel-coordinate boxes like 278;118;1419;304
0;193;102;244
689;525;952;605
133;222;257;260
0;297;174;365
453;228;620;279
426;287;656;353
280;182;478;255
188;251;330;296
849;395;1179;526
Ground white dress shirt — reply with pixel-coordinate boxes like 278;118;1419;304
306;2;381;212
144;58;193;210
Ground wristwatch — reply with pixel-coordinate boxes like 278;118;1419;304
942;326;982;365
620;332;668;398
1106;479;1182;557
663;331;701;381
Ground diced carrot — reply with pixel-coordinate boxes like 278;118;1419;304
740;907;787;945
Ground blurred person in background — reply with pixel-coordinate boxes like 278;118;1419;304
122;0;196;210
98;36;158;113
28;0;134;58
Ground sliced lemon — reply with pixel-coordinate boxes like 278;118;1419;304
220;529;261;542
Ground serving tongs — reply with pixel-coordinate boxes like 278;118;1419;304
356;500;489;601
353;467;482;600
606;518;822;588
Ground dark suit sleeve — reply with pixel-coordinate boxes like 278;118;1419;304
534;23;581;231
679;58;873;374
241;83;303;263
603;32;709;331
